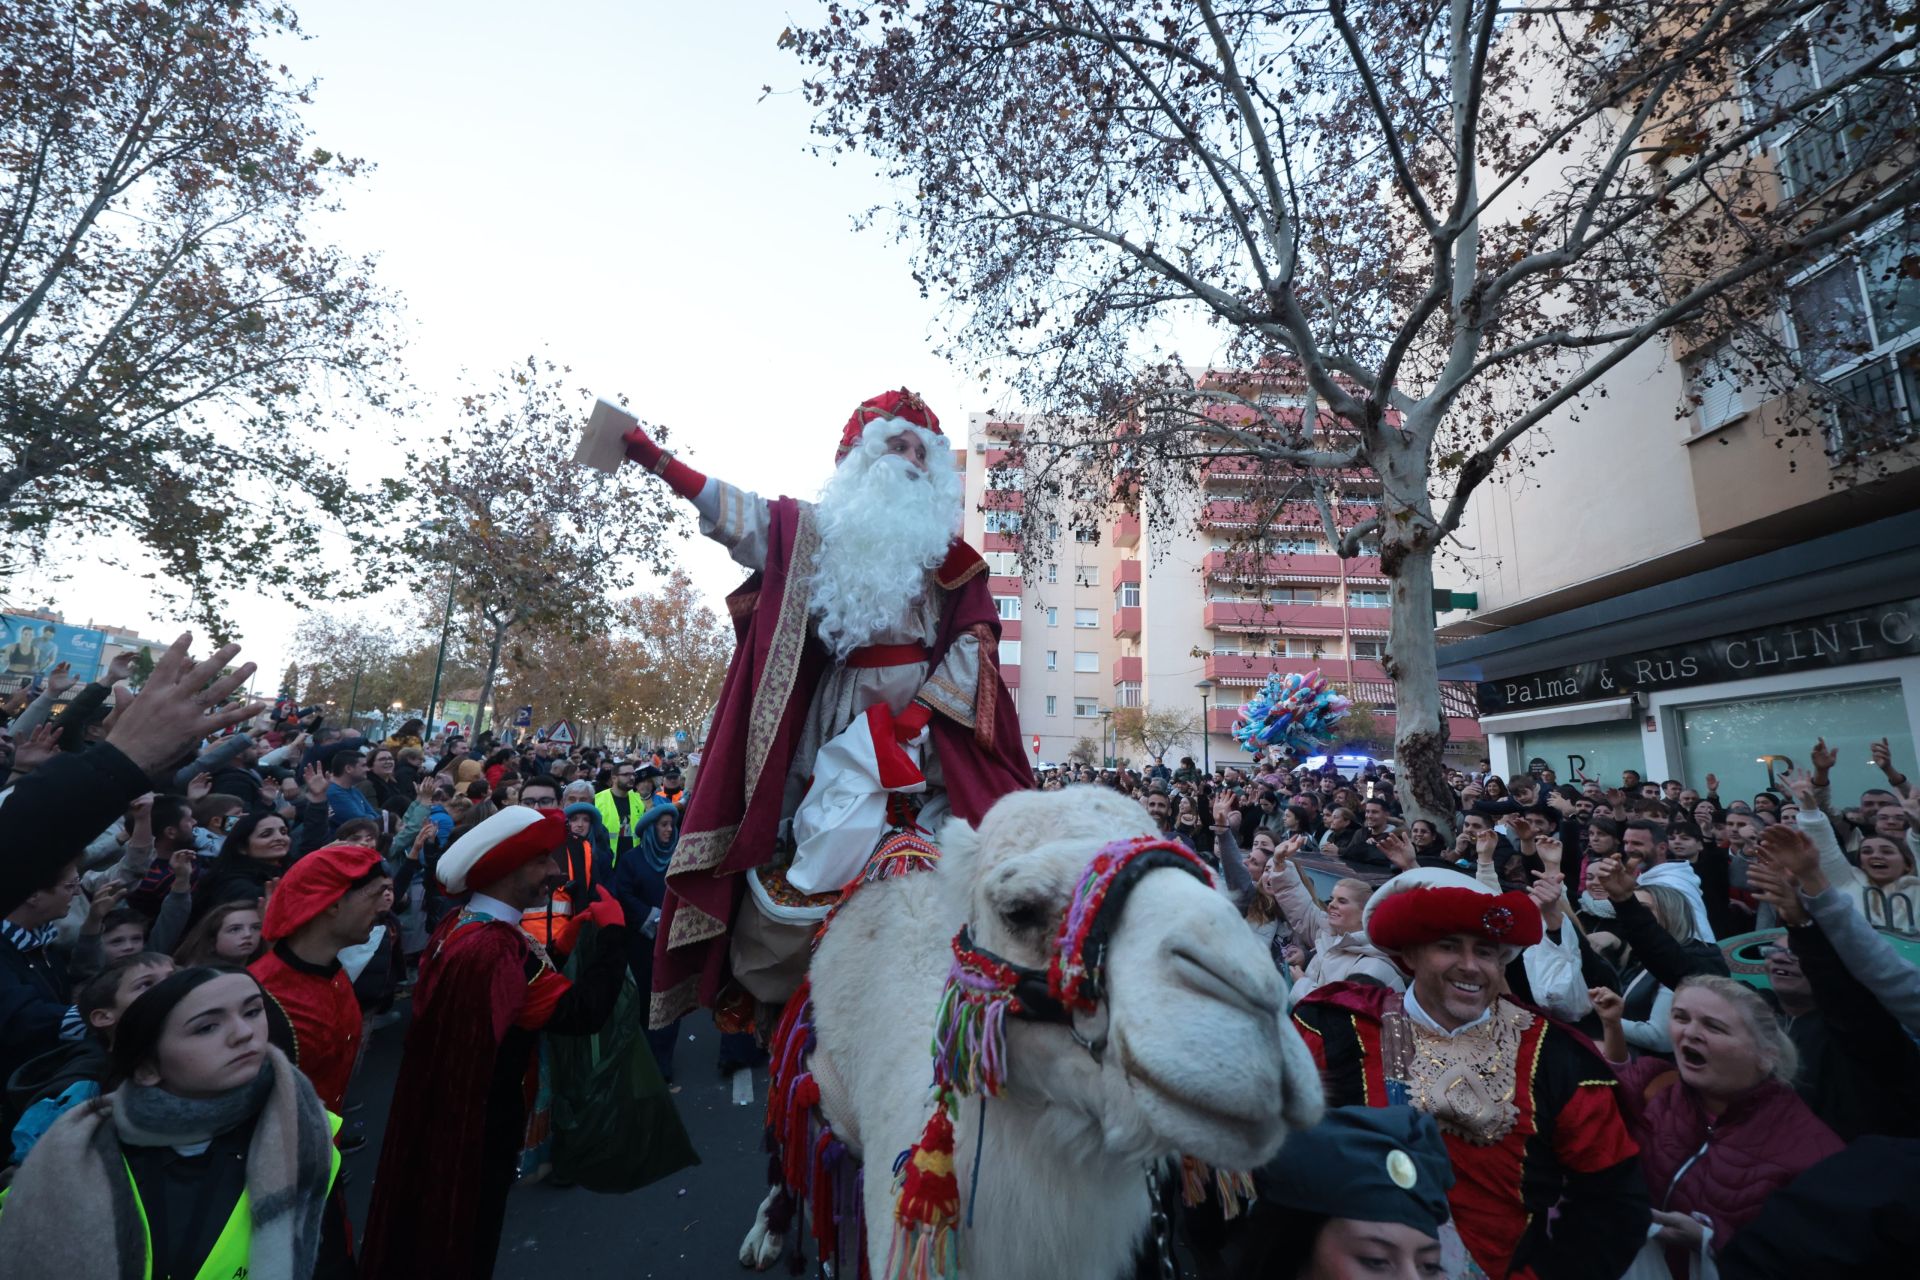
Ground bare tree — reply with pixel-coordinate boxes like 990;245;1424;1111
0;1;404;627
1113;703;1202;764
412;357;678;737
790;0;1919;826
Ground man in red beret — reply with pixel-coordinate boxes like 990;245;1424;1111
359;805;628;1280
249;841;389;1117
1291;867;1649;1280
579;390;1032;1031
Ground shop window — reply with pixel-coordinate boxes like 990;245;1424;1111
1675;680;1913;803
1512;720;1645;789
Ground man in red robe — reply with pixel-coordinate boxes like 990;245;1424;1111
360;806;629;1280
249;841;389;1115
586;389;1033;1028
1290;867;1649;1279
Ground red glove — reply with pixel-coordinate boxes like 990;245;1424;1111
621;426;708;501
555;887;627;954
894;700;932;743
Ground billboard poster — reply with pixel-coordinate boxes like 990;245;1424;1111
0;613;106;698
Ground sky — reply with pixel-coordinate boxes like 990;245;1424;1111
12;0;1037;687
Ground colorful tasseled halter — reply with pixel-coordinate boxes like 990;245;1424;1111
889;836;1218;1279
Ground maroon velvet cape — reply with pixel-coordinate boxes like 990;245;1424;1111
650;496;1032;1027
359;912;533;1280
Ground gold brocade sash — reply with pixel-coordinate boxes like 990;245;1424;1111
1406;1001;1533;1145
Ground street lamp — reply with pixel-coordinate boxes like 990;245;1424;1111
1098;707;1113;770
1195;678;1214;774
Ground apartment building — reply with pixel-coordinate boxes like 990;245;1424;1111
961;396;1485;770
1436;4;1920;803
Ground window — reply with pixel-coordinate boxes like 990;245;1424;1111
1745;9;1910;202
1044;695;1057;717
1074;698;1101;718
997;640;1021;666
1786;213;1920;454
1045;649;1058;671
1046;606;1059;627
994;595;1021;620
1046;563;1058;584
1683;341;1753;433
1117;582;1141;608
1073;566;1097;588
1676;681;1912;819
1348;589;1391;608
984;551;1019;575
984;511;1023;535
1046;520;1061;540
1268;639;1318;658
1074;651;1099;673
1266;587;1321;605
1117;681;1142;709
1351;639;1387;660
986;466;1026;491
1074;608;1099;629
1074;527;1100;544
1269;537;1321;554
1212;644;1243;656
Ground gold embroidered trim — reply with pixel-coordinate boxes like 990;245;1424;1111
667;902;727;950
921;672;975;726
745;503;820;790
649;975;700;1029
935;543;987;588
671;823;740;875
1406;1001;1534;1145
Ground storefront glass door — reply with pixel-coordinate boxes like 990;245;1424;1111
1512;719;1645;788
1674;681;1913;805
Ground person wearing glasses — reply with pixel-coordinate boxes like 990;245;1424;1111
0;857;83;1087
594;759;651;864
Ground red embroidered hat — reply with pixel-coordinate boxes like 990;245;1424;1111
261;843;385;941
835;388;942;464
1363;866;1543;959
436;805;565;894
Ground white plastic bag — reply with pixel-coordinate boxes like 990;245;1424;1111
788;705;925;894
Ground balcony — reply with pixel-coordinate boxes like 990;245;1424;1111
1111;559;1141;591
1001;664;1020;689
1112;606;1142;639
982;489;1024;511
983;532;1022;554
999;620;1021;641
1203;602;1391;634
1203;654;1390;685
1204;551;1385;585
1114;513;1140;548
1201;499;1377;531
988;574;1023;597
1113;656;1142;685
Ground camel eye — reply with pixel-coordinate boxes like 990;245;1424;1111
1001;898;1050;934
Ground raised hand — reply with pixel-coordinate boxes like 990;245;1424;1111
1377;829;1416;871
85;880;127;926
1527;870;1567;930
1705;772;1719;795
1535;834;1564;872
1472;828;1500;861
1211;790;1235;829
416;776;438;803
1587;986;1625;1025
104;634;264;774
1810;737;1838;777
168;847;197;894
1545;789;1574;816
1871;737;1908;790
1778;766;1817;808
186;771;214;801
10;723;61;775
1591;855;1636;903
1747;858;1808;926
106;650;138;684
44;661;75;696
1756;823;1822;880
303;761;328;802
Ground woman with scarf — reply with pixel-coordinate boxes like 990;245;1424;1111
190;811;293;927
610;803;685;1081
0;965;351;1277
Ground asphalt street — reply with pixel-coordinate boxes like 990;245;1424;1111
342;1001;775;1278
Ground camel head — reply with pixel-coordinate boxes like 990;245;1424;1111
936;787;1323;1172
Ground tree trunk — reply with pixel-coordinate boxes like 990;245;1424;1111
475;619;508;741
1381;535;1455;836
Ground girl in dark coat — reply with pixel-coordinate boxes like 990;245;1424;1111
609;803;683;1080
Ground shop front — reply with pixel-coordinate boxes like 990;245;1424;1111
1437;511;1920;801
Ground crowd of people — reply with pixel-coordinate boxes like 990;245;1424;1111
1049;742;1917;1278
0;635;712;1279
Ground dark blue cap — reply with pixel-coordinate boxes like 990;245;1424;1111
1256;1106;1453;1234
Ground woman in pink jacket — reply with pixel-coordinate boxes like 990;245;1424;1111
1592;974;1843;1278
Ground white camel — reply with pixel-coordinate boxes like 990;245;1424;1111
740;786;1325;1279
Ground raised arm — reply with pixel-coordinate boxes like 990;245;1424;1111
590;408;772;571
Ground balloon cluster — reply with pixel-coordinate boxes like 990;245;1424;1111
1233;670;1352;755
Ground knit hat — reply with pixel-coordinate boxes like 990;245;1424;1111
1363;866;1542;967
1257;1105;1454;1234
437;805;565;894
262;843;384;940
835;389;942;464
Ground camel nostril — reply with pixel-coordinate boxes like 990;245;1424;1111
1167;944;1280;1017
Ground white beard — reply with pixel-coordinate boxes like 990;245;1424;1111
809;427;962;662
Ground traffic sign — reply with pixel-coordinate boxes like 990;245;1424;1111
513;705;533;727
547;720;576;746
